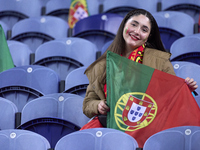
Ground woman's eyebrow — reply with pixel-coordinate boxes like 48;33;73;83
132;20;149;30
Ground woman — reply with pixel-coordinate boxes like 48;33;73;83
82;9;198;122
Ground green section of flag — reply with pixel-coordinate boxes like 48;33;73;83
0;25;14;73
106;51;154;129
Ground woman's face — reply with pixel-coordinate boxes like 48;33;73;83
123;14;151;51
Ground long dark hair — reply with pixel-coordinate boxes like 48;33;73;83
85;9;166;83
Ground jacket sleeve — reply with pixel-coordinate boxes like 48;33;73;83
162;59;176;76
82;60;106;118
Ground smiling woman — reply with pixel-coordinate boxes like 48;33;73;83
81;8;198;129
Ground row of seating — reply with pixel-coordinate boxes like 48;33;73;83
1;10;198;55
1;125;200;150
0;93;90;148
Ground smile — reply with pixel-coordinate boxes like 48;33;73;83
130;34;139;41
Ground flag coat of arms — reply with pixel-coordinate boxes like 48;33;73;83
106;51;200;147
68;0;89;28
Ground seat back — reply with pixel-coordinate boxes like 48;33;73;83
143;126;200;150
152;11;194;51
0;0;43;28
0;97;18;129
73;13;123;51
34;38;97;80
11;16;69;52
0;65;60;111
55;128;139;150
102;0;158;16
0;129;50;150
7;40;32;67
161;0;200;23
64;67;89;97
20;93;89;148
170;35;200;65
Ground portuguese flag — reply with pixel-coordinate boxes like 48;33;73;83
106;51;200;147
68;0;89;28
0;25;14;73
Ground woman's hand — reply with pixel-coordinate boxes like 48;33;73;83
185;77;198;92
98;100;110;115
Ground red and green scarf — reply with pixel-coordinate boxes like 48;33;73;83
104;45;145;97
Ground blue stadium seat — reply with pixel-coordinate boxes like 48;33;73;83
7;40;32;67
101;40;113;56
73;13;123;51
152;11;194;51
0;129;51;150
0;20;10;39
143;126;200;150
160;0;200;24
0;97;18;130
101;0;159;16
34;38;97;80
19;93;89;148
170;62;200;96
55;128;139;150
0;65;60;111
170;35;200;65
0;0;43;29
45;0;71;22
10;16;69;52
64;67;89;97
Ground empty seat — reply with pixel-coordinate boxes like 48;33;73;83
0;0;43;29
0;65;60;111
19;93;89;148
152;11;194;51
170;35;200;65
0;20;10;39
7;40;32;67
171;62;200;96
73;13;123;51
143;126;200;150
63;67;89;97
55;128;139;150
34;38;97;80
0;97;18;129
10;16;69;52
0;129;50;150
101;0;158;16
160;0;200;24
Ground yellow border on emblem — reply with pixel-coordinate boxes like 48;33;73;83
114;92;157;131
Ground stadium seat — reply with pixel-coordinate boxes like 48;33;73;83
0;65;60;111
152;11;194;52
170;35;200;65
73;13;123;51
171;62;200;96
101;0;159;16
160;0;200;24
10;16;69;52
0;20;10;39
0;129;51;150
34;38;97;80
0;0;43;29
55;128;139;150
7;40;32;67
63;67;89;97
19;93;89;148
143;126;200;150
0;97;18;129
101;40;113;56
